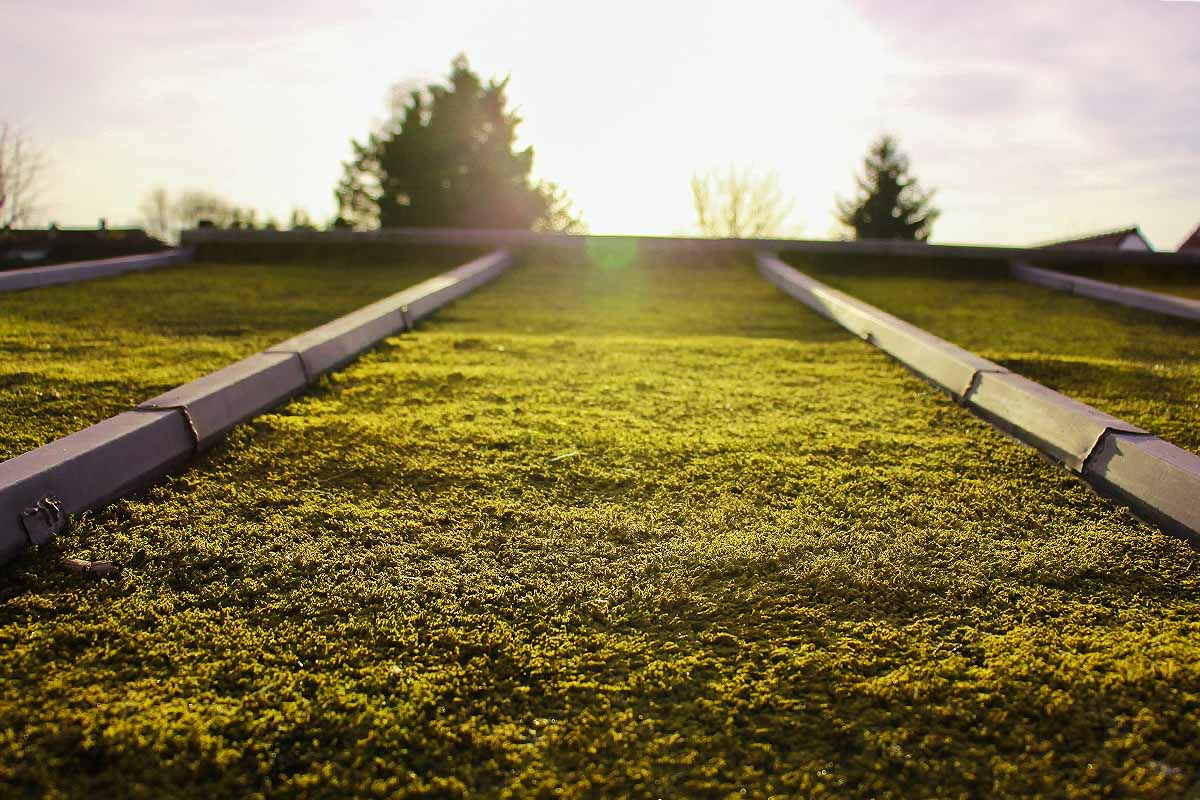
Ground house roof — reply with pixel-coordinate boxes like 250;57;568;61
1;227;166;268
1040;226;1150;250
1178;224;1200;253
1;227;154;244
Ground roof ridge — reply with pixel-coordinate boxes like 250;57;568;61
1177;223;1200;252
1037;225;1145;249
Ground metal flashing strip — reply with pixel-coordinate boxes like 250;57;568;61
1011;261;1200;323
0;248;194;293
757;252;1200;540
757;253;1004;400
0;411;195;564
1083;432;1200;539
135;352;309;449
265;250;511;375
961;371;1145;473
0;249;513;564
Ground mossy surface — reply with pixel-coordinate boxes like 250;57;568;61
786;254;1200;453
0;250;470;461
1;248;1198;798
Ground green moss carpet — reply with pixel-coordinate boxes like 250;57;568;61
1;246;1196;798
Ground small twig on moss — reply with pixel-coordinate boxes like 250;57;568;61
61;558;120;577
316;466;362;485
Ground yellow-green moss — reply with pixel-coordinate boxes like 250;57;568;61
0;248;474;461
0;249;1197;798
784;253;1200;453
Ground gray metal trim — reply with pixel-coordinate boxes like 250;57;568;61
1011;261;1200;322
403;250;512;322
265;250;512;375
1010;262;1077;292
265;303;408;377
0;248;193;293
757;252;1198;539
136;352;308;448
0;248;514;565
1084;433;1200;539
757;253;1002;398
964;371;1145;472
0;411;194;563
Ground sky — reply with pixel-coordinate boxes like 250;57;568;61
5;0;1199;247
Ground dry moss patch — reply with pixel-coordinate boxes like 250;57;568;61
1;247;1197;798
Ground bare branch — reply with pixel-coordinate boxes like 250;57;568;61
138;186;175;242
691;165;795;239
0;122;49;228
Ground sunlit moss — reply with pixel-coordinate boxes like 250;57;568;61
584;236;639;271
785;252;1200;453
0;251;1196;798
0;249;472;461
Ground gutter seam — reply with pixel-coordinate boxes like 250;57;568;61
132;405;201;451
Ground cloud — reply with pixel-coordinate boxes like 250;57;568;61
844;0;1200;246
901;69;1030;119
5;0;1197;244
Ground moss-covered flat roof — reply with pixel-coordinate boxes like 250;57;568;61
1;245;1196;797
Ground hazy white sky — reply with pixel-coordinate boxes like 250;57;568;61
6;0;1199;247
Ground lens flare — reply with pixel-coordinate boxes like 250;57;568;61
584;237;638;270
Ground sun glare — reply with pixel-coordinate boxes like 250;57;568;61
584;236;639;269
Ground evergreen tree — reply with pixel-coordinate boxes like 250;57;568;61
835;134;939;241
336;55;583;231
